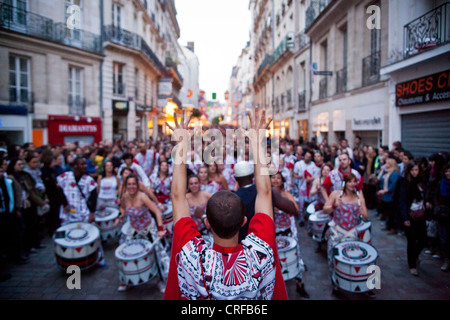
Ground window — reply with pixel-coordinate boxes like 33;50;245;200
4;0;28;28
135;68;139;100
113;62;125;96
112;4;122;29
9;55;31;104
68;66;84;115
65;0;82;42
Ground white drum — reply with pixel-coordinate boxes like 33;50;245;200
274;210;293;236
356;221;372;245
332;240;378;293
306;201;317;215
95;207;121;241
309;211;331;242
277;236;300;281
115;239;158;286
162;204;173;235
54;222;101;270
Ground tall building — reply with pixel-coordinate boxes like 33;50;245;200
0;0;103;146
0;0;186;146
380;0;450;157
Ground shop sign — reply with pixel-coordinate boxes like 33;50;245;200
396;70;450;106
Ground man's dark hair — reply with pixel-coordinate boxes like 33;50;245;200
122;153;134;160
206;191;245;239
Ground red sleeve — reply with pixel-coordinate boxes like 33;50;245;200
247;213;288;300
357;176;364;191
322;175;332;191
164;217;201;300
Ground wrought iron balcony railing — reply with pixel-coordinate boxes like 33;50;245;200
362;51;381;87
68;96;86;116
103;25;164;71
305;0;334;30
404;2;449;58
336;67;347;94
296;30;308;52
319;78;328;99
0;3;101;54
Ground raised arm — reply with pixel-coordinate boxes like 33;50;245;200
166;110;192;224
247;108;273;219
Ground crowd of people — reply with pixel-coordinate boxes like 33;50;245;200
0;119;449;298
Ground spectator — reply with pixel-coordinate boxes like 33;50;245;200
378;158;401;234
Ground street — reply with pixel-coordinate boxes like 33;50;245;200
1;209;449;300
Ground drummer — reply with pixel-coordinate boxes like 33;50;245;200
118;167;165;212
96;160;120;210
116;174;166;292
323;173;370;296
270;172;309;299
186;175;212;235
149;160;172;204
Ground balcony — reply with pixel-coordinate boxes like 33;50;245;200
404;2;449;59
362;51;381;87
336;67;347;94
305;0;334;30
68;96;86;116
0;3;101;54
296;30;308;52
286;89;293;110
319;78;328;99
103;25;163;71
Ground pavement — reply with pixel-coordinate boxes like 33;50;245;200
1;209;449;300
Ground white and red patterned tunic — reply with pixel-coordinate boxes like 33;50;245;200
164;214;288;300
200;180;221;195
57;171;97;224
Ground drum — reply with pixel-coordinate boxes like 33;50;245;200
277;236;300;281
115;239;158;286
356;221;372;245
162;204;173;235
332;240;378;293
54;222;101;270
274;210;292;236
309;211;331;242
306;201;317;215
95;207;121;241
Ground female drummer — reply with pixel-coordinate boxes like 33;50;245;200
270;172;309;298
116;174;166;292
149;160;172;204
118;167;165;212
310;162;333;210
323;173;369;295
97;160;120;209
186;175;212;234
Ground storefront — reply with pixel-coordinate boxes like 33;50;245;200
312;112;329;143
352;105;384;148
395;69;450;157
47;115;102;146
0;105;32;145
112;99;129;141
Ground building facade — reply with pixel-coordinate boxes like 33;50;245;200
380;0;450;157
0;0;187;146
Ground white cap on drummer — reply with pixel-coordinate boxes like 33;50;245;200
234;161;254;178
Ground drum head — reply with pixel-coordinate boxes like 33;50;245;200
356;220;372;231
309;212;330;222
163;205;173;216
334;241;377;265
276;236;297;252
54;223;100;247
306;201;317;215
95;207;120;221
115;239;152;261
